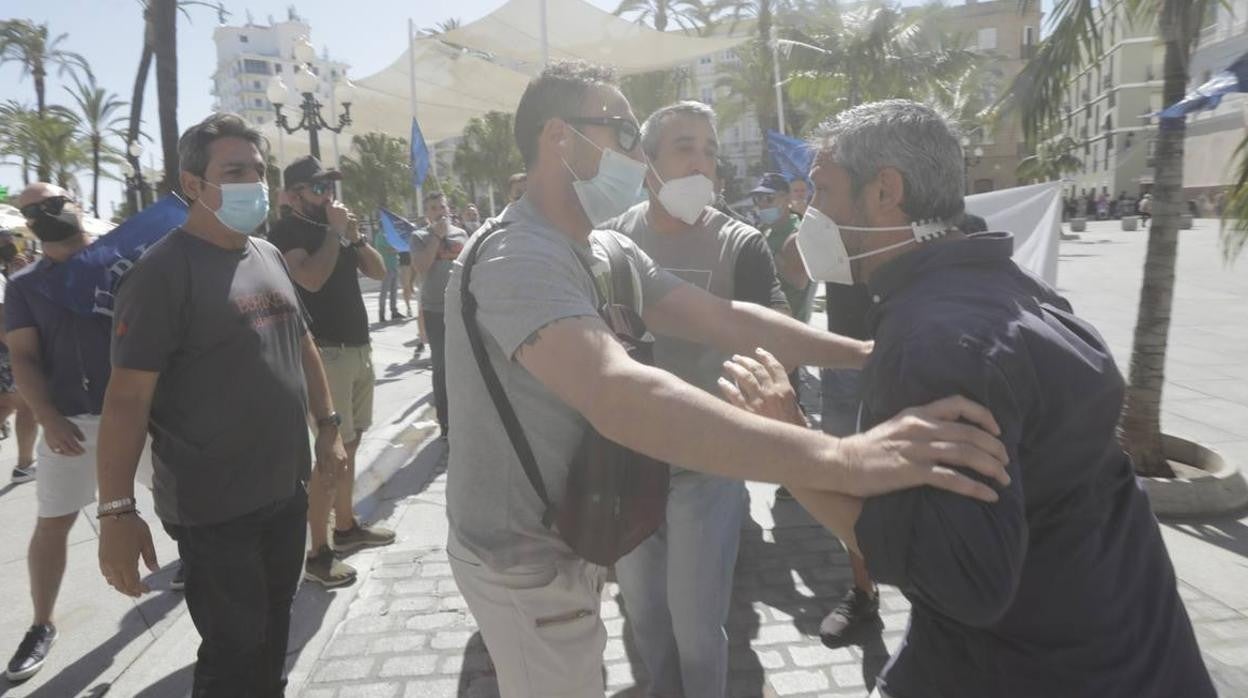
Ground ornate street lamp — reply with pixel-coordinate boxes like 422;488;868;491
268;36;354;160
962;136;985;194
124;141;148;211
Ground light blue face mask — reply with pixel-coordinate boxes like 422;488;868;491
757;206;782;225
202;180;270;234
562;126;647;226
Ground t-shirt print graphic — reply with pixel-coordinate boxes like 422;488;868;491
666;268;712;291
233;290;297;330
437;238;465;261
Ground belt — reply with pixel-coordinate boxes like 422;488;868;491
315;340;370;349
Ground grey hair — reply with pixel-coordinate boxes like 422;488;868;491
640;101;717;160
177;113;268;177
812;100;964;222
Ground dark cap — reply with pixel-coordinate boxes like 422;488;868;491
750;172;791;195
283;155;342;190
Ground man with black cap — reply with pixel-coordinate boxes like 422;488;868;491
268;155;395;588
752;173;810;322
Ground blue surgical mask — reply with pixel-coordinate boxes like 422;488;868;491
202;180;270;234
563;126;647;226
757;206;782;225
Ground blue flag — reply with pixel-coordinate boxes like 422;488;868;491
1158;51;1248;118
411;117;430;190
766;130;815;187
378;207;416;253
25;194;188;316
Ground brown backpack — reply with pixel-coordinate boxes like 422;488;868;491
460;224;669;566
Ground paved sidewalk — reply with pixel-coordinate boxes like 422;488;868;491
0;295;435;698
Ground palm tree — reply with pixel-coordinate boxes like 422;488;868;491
420;18;462;36
0;100;36;185
8;108;90;191
621;69;692;123
1016;136;1084;183
784;3;981;127
1001;0;1213;477
66;75;128;216
340;133;413;217
150;0;180;195
1219;143;1248;262
453;112;524;213
713;41;779;140
613;0;715;33
0;20;92;117
0;19;92;180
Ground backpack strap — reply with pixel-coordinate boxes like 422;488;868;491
459;221;558;529
595;232;638;313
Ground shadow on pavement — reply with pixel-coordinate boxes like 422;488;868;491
1163;509;1248;559
0;481;28;501
365;439;447;524
23;590;184;698
132;664;193;698
455;632;497;696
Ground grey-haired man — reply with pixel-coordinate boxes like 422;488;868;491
727;100;1213;698
601;101;789;698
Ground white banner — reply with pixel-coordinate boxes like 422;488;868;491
965;181;1064;285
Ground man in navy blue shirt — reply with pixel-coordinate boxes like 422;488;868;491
2;183;154;683
722;100;1213;697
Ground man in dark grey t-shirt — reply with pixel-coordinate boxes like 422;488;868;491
95;114;347;697
602;100;789;698
410;191;467;439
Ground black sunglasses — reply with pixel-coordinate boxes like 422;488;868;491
20;195;73;219
565;116;641;152
298;181;334;196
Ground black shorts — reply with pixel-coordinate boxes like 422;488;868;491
398;252;411;266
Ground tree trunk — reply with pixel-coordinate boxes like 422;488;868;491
33;66;51;181
91;135;101;216
152;0;180;196
1120;30;1188;478
128;22;154;212
757;0;776;168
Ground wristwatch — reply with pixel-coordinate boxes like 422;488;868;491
317;412;342;431
98;496;136;516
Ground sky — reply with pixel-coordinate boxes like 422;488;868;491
0;0;620;216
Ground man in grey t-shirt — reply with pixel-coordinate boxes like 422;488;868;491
602;101;790;698
96;114;347;697
445;63;1012;696
410;191;467;439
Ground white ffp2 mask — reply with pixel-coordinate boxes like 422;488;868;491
795;207;949;285
655;173;714;225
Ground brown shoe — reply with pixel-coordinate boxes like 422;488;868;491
333;523;396;552
304;546;357;588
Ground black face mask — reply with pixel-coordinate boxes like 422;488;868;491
0;244;17;263
28;211;81;243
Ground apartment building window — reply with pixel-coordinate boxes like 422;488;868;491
275;63;283;73
253;98;263;107
1023;26;1036;46
253;80;261;90
243;59;270;74
700;87;714;104
977;27;997;51
700;56;713;65
240;35;249;43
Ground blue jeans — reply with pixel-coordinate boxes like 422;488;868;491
821;369;863;437
378;268;399;315
615;471;748;698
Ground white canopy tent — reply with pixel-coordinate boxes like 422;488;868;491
263;0;747;171
441;0;748;73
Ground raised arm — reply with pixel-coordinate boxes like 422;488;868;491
514;315;1007;501
644;282;869;371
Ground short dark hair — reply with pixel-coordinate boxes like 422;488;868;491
178;113;267;177
513;61;617;169
424;191;446;205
